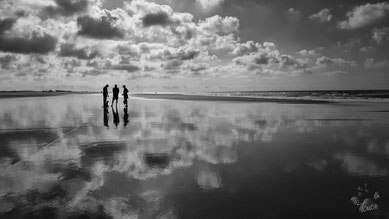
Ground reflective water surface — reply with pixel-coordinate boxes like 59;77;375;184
0;94;389;219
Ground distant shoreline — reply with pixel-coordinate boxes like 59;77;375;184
0;91;98;99
132;94;333;104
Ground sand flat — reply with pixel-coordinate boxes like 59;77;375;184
0;94;388;218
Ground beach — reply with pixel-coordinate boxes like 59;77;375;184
0;91;96;99
0;94;388;218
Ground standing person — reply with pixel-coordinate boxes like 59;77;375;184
122;85;129;106
111;84;119;106
103;84;109;107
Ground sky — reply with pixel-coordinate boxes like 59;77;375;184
0;0;388;91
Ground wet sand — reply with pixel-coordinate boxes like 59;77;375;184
133;93;333;103
0;91;96;99
0;94;388;218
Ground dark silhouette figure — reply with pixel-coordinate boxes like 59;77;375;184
103;84;109;107
123;106;129;127
122;85;129;106
111;84;119;106
112;105;120;127
103;106;109;128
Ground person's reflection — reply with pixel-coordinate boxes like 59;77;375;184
103;106;109;128
123;106;129;127
112;105;120;127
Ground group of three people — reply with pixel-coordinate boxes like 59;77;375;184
103;84;129;107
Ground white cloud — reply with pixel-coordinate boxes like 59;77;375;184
298;49;318;56
315;56;357;68
338;2;389;29
309;8;332;22
230;41;261;56
196;0;224;11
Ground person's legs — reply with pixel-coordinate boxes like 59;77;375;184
103;95;107;107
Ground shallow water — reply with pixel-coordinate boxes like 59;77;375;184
0;94;389;219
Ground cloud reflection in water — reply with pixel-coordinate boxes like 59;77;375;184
0;95;389;218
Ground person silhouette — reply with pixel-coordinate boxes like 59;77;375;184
103;106;109;128
122;85;129;106
103;84;109;107
112;105;120;127
111;84;119;106
123;106;129;127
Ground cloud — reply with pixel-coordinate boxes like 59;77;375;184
364;58;389;69
0;32;57;54
315;56;356;67
0;54;17;69
42;0;88;17
372;27;389;44
162;60;183;70
111;64;141;72
232;42;311;75
77;15;124;39
81;69;105;76
287;8;302;22
309;8;332;23
230;41;261;56
0;18;17;35
196;0;224;11
184;62;209;74
143;44;199;61
338;2;389;30
142;12;171;27
198;15;239;36
177;46;200;60
298;49;318;56
59;43;99;60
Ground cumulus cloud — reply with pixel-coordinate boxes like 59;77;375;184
198;15;239;36
230;41;261;56
184;62;209;73
298;49;318;56
0;0;367;88
142;12;171;27
0;18;17;35
0;54;17;69
338;2;389;29
162;60;183;70
77;15;124;39
142;44;199;61
42;0;88;17
0;32;57;54
232;42;311;75
372;27;389;44
59;43;99;60
196;0;224;11
309;8;332;22
315;56;356;67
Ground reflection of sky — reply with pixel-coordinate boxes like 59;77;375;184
0;95;389;218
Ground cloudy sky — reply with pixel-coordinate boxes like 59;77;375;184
0;0;388;91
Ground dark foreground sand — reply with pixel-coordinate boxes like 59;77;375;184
133;94;332;103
